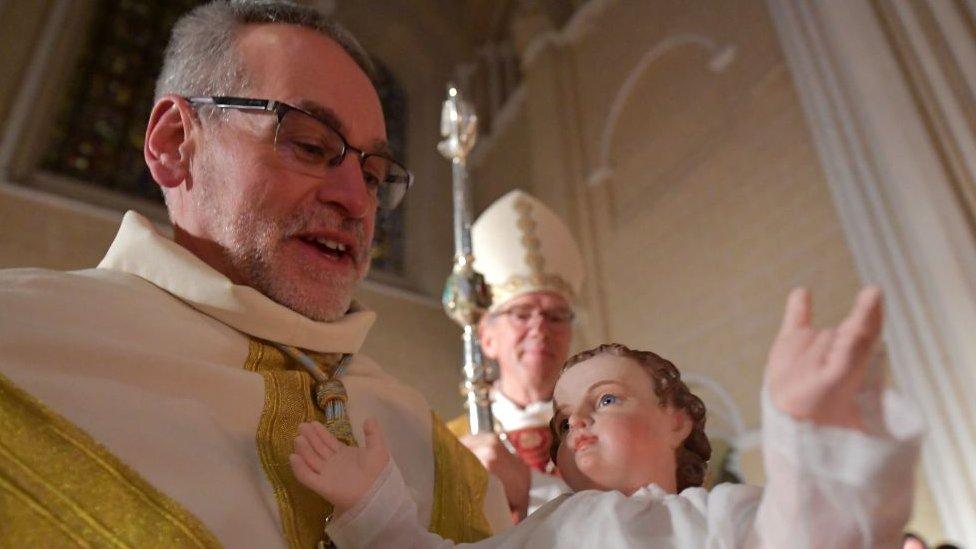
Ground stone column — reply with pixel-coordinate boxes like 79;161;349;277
768;0;976;543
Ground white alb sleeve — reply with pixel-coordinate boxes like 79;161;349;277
752;388;923;549
527;469;570;515
327;459;507;548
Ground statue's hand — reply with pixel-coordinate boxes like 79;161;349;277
765;287;884;431
289;419;390;515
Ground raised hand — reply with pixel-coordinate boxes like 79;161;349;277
289;418;390;514
765;286;884;431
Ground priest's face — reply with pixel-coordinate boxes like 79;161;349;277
552;355;690;495
480;291;573;405
173;24;383;321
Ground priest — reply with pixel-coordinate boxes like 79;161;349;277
0;1;508;547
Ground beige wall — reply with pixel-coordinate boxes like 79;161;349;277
578;0;862;428
0;184;122;270
470;92;534;211
355;284;463;419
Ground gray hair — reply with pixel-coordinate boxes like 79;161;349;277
154;0;375;102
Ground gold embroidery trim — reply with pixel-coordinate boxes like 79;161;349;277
445;413;471;439
514;196;545;275
247;341;493;545
491;195;575;305
429;412;493;542
0;370;220;548
245;339;339;549
491;273;576;305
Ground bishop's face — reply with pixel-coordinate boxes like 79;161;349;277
480;291;574;404
552;355;690;495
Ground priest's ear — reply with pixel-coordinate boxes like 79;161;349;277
145;95;197;191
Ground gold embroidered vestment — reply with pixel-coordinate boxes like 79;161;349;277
245;339;493;547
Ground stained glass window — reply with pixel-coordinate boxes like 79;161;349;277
42;0;407;274
43;0;203;203
370;61;408;274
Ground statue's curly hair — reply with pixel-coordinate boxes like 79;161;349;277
549;343;711;492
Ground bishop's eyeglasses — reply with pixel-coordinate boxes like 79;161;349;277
185;96;413;211
492;305;575;328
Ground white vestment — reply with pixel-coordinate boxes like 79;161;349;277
489;391;570;514
327;389;922;548
0;211;509;547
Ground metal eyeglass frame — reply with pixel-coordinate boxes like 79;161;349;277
184;95;414;210
491;305;576;326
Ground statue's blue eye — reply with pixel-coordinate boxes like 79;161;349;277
597;394;619;408
559;418;570;433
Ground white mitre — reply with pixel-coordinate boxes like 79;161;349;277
472;189;583;310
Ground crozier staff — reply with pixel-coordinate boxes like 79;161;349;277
448;190;583;518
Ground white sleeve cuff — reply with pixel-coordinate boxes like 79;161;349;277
761;388;924;486
326;458;417;547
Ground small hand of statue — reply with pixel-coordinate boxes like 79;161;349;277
461;433;530;520
289;419;390;515
765;286;884;432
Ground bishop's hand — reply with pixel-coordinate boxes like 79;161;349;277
461;432;531;521
765;286;884;432
289;418;390;515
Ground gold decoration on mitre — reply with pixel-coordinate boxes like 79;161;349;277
472;190;583;310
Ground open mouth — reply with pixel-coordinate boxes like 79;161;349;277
297;236;353;264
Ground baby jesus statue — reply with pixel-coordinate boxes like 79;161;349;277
290;287;922;547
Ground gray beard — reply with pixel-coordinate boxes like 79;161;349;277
197;186;367;323
234;237;355;322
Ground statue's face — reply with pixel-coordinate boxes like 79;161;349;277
552;355;690;495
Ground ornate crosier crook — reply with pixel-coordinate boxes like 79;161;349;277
439;84;495;434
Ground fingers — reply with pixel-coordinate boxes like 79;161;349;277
362;418;391;471
826;286;884;379
809;328;836;368
777;287;812;338
289;453;320;486
848;286;883;340
300;421;342;457
293;436;323;474
362;418;387;453
293;422;343;476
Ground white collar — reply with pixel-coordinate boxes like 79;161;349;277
97;211;376;354
490;389;554;431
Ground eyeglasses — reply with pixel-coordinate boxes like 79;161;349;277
493;305;575;327
185;96;413;211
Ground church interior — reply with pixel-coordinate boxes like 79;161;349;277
1;0;974;545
